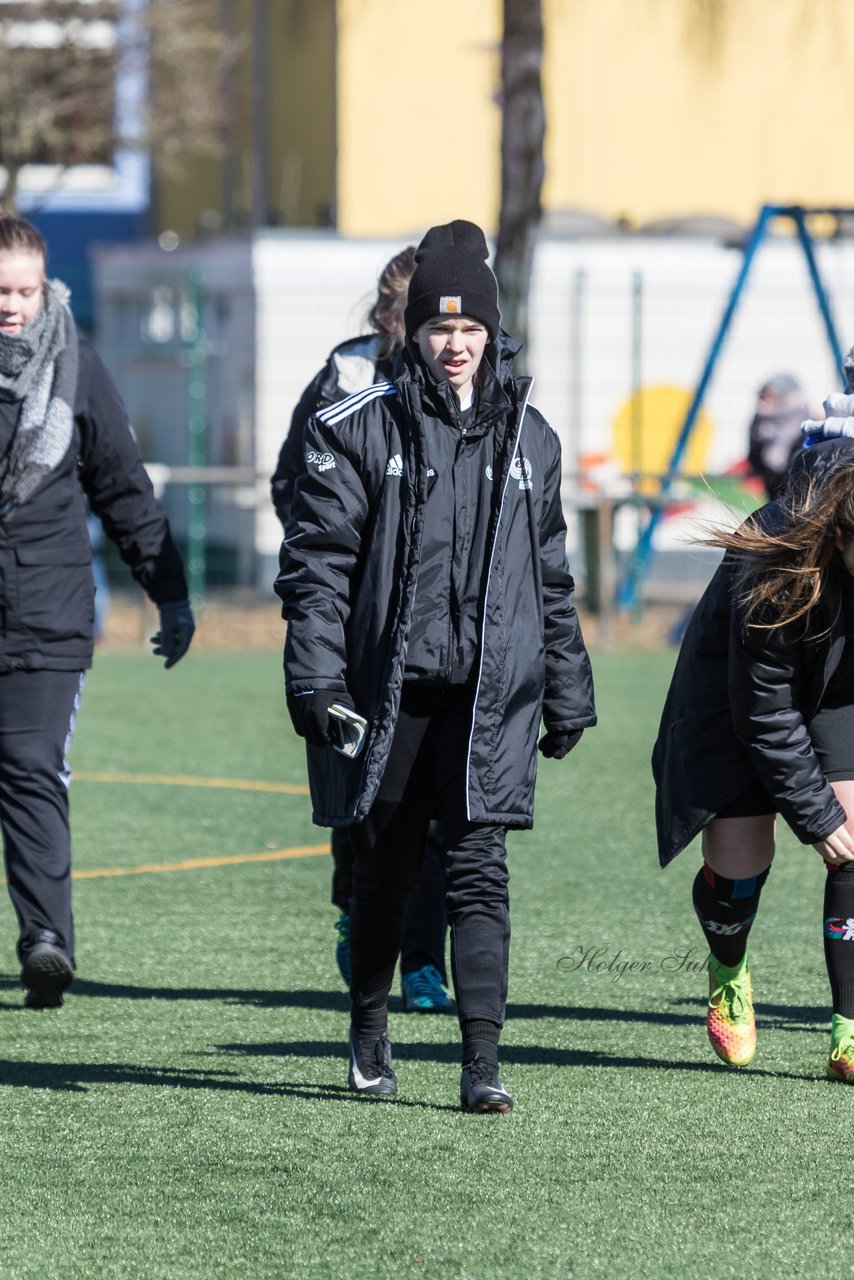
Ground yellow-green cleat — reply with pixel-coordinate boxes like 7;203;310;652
707;955;756;1067
827;1013;854;1084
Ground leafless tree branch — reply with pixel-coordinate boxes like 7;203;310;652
0;0;236;208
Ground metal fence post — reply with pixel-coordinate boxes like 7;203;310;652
569;266;586;483
186;267;207;607
631;268;643;480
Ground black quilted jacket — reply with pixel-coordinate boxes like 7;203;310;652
276;332;596;828
653;438;854;865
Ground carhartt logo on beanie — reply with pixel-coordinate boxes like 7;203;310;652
404;220;500;340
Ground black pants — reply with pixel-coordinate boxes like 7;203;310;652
331;820;448;979
0;669;83;964
349;685;510;1026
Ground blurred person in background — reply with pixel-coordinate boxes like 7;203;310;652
0;212;194;1008
272;245;453;1015
747;372;811;500
277;220;595;1112
666;372;811;650
86;508;111;641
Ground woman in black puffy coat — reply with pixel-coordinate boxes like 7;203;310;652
653;436;854;1083
271;246;455;1014
278;220;595;1112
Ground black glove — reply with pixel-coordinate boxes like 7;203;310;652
538;728;583;760
287;689;355;748
151;600;195;669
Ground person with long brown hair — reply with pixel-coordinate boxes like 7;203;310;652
270;246;417;528
271;245;455;1015
653;433;854;1083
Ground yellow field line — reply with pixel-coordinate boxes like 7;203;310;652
18;843;331;885
75;770;309;796
28;772;326;882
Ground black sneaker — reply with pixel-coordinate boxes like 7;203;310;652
347;1028;398;1097
460;1054;513;1113
21;932;75;1009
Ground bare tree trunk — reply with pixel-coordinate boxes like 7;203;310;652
251;0;271;227
1;161;20;213
494;0;545;364
220;0;239;229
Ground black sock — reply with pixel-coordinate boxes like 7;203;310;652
350;998;388;1045
349;905;407;1037
461;1018;501;1067
692;864;770;967
823;863;854;1017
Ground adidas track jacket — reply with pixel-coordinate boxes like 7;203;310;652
276;332;596;828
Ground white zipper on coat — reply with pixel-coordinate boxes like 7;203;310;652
464;379;534;820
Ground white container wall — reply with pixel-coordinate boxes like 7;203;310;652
93;228;854;594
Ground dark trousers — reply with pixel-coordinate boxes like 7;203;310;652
349;685;510;1026
0;669;83;964
331;819;448;980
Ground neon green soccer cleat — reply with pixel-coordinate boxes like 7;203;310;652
827;1013;854;1084
707;955;756;1067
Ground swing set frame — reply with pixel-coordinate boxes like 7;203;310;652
618;204;852;612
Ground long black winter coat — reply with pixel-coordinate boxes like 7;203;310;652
652;439;854;866
0;340;187;672
276;334;596;828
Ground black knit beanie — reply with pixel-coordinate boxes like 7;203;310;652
404;220;500;340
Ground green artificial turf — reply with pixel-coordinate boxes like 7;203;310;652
0;649;848;1279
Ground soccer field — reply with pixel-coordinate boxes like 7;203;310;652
0;649;845;1280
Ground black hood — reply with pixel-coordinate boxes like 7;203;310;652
395;326;521;426
397;325;522;385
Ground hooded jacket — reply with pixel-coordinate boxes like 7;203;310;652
652;438;854;866
276;332;596;829
270;335;393;530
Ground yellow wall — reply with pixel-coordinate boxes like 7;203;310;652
335;0;854;236
156;0;336;237
335;0;502;237
542;0;854;227
157;0;854;241
269;0;336;227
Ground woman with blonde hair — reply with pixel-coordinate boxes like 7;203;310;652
653;433;854;1082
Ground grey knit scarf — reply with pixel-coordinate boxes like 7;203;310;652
0;282;78;516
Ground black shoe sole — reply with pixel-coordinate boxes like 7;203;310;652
347;1071;398;1098
21;942;74;1008
460;1081;514;1113
461;1097;514;1114
347;1084;398;1098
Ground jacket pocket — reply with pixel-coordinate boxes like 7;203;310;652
13;544;95;644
